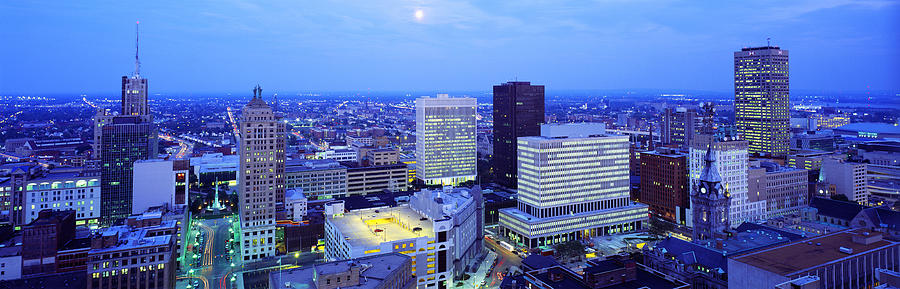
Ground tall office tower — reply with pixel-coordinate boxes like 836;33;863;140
691;148;731;242
492;81;545;188
660;107;699;148
734;45;790;157
122;22;150;120
99;116;158;226
689;135;761;227
415;94;477;186
499;123;648;249
238;85;285;261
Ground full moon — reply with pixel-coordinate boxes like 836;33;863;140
415;9;424;20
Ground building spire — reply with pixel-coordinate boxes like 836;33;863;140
699;145;722;183
134;21;141;77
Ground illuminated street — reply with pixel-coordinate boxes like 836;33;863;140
177;215;240;289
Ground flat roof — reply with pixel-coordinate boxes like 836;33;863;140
89;221;176;253
271;253;411;289
329;205;434;249
731;228;898;276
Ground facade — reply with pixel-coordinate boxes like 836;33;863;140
748;161;809;218
820;157;868;204
238;86;285;261
132;159;189;214
18;168;100;225
734;46;790;157
689;135;761;226
639;148;689;225
345;162;409;196
415;95;477;186
661;107;699;148
100;115;158;226
269;253;414;289
87;214;177;289
499;123;649;249
492;81;545;189
285;159;348;200
728;228;899;289
325;186;483;289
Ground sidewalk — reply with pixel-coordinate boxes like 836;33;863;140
456;251;498;289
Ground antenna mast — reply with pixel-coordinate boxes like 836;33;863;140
135;21;141;77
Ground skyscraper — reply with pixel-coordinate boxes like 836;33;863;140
98;23;158;226
122;22;150;121
100;116;158;226
415;94;477;186
492;81;545;188
734;45;790;157
238;85;285;261
660;107;699;148
691;148;730;242
499;123;648;249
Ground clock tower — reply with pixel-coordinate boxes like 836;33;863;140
691;146;731;242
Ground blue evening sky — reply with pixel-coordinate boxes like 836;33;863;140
1;0;898;95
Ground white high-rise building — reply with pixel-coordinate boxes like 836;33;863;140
499;123;649;249
689;135;764;227
415;94;477;186
238;85;285;261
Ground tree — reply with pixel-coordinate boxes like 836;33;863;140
554;240;585;263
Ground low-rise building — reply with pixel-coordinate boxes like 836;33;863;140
325;186;483;289
285;159;348;200
639;148;689;225
728;228;899;288
17;168;101;226
748;161;809;218
189;153;238;188
269;253;414;289
344;162;408;196
285;189;308;222
86;212;177;289
505;255;689;289
820;157;868;204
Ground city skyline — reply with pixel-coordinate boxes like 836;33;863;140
1;1;898;95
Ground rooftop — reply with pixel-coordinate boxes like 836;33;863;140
285;159;343;172
528;264;688;289
90;220;176;253
338;191;411;211
731;228;898;276
329;205;434;249
270;253;411;289
810;197;869;221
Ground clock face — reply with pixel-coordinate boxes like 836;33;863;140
700;187;707;194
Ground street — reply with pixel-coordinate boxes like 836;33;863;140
178;216;240;289
483;236;522;288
